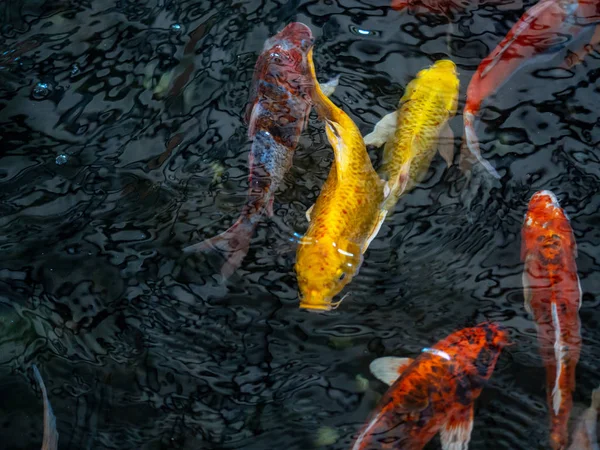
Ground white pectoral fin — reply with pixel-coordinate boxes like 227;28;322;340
364;111;398;148
440;404;474;450
438;122;455;167
363;209;387;252
369;357;414;386
320;75;340;97
305;204;314;223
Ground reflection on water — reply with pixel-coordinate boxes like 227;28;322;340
0;0;599;449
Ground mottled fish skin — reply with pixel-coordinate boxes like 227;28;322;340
463;0;582;179
522;190;582;450
365;59;459;214
353;323;508;450
294;48;385;312
184;22;315;278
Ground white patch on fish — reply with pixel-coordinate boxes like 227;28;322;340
551;302;566;416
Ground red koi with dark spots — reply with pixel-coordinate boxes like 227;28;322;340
522;190;582;450
354;323;508;450
184;23;320;278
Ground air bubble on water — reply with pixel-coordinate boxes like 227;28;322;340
55;154;68;165
32;82;50;100
71;64;80;76
170;23;182;32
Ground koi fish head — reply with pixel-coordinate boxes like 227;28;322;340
260;23;314;84
295;238;362;311
521;190;576;263
438;323;509;379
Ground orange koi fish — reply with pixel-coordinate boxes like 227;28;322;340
185;23;337;278
568;386;600;450
32;365;59;450
463;0;586;178
522;190;582;450
353;323;508;450
294;49;386;312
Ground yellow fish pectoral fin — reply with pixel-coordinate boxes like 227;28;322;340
320;75;340;97
305;204;314;223
363;209;387;253
325;120;350;180
364;111;398;148
437;123;455;168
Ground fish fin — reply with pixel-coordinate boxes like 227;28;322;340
369;357;414;386
395;159;412;197
522;255;533;315
246;101;263;138
266;197;274;217
551;302;565;416
437;123;455;167
363;209;387;252
324;121;351;180
461;112;501;179
32;365;59;450
440;404;474;450
183;217;257;280
320;75;340;97
305;204;314;223
364;111;398;148
592;386;600;410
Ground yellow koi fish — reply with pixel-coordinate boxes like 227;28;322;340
294;48;386;312
364;59;459;213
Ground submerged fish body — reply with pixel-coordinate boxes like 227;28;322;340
568;387;600;450
184;22;316;278
353;323;508;450
294;48;385;312
463;0;582;178
364;59;459;213
32;365;59;450
391;0;470;15
522;190;582;450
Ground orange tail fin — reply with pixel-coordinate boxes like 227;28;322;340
184;217;257;279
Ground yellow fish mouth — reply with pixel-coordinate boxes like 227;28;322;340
299;290;333;312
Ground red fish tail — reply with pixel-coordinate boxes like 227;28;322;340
184;216;258;279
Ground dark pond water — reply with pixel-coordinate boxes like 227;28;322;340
1;0;599;449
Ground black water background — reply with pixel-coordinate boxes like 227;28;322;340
0;0;599;449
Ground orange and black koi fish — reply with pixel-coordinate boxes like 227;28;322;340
32;365;59;450
353;323;508;450
185;23;336;278
462;0;598;178
522;190;582;450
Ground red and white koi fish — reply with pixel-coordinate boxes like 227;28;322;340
568;386;600;450
184;23;337;278
353;323;508;450
32;365;59;450
463;0;585;178
522;190;582;450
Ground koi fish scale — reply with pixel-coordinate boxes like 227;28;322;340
356;323;508;450
522;190;582;450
